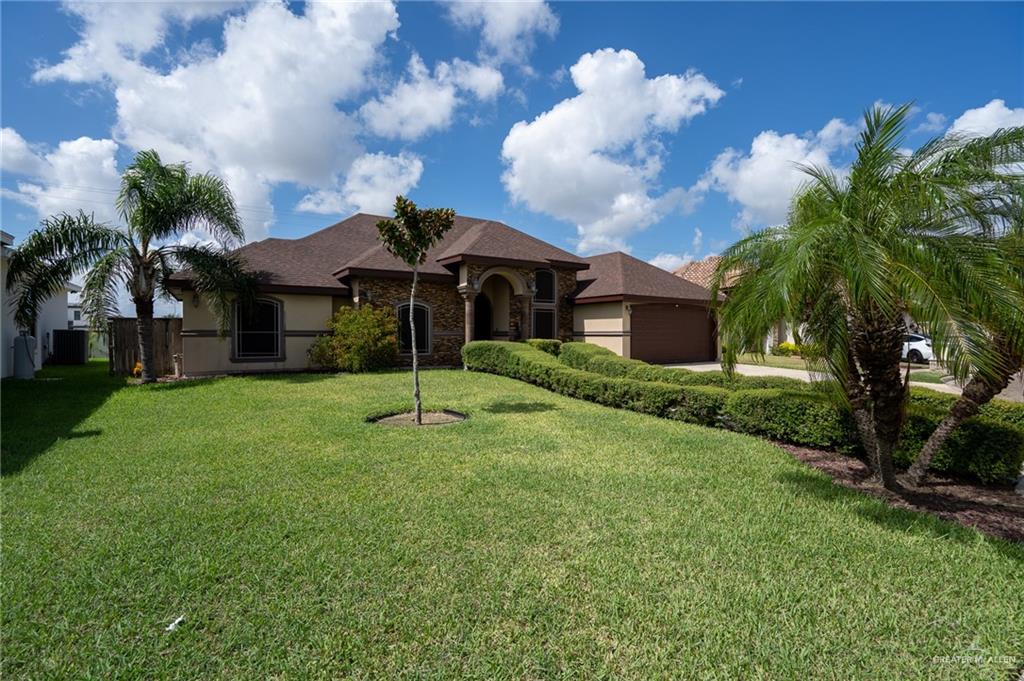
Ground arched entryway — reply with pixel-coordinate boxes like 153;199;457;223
474;293;493;340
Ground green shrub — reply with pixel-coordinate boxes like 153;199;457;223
721;389;858;451
465;341;1024;483
896;408;1024;483
909;389;1024;430
463;341;727;425
559;342;810;391
720;388;1023;483
772;341;800;356
525;338;562;356
309;306;398;372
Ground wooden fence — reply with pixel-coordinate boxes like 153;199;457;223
108;318;182;377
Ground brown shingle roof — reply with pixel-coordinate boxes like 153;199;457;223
674;255;740;290
168;212;587;293
574;251;716;303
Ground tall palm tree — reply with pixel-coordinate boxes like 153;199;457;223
5;150;256;383
713;104;1024;489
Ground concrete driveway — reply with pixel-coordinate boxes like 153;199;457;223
670;362;964;396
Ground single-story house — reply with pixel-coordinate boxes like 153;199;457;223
166;213;718;375
2;230;80;377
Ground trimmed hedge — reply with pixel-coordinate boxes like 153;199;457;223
463;341;727;426
525;338;562;356
721;389;858;452
559;342;809;391
463;340;1024;484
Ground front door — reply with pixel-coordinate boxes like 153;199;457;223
474;293;493;340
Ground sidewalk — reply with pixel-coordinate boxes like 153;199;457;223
670;362;963;396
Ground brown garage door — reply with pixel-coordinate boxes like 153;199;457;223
630;303;716;364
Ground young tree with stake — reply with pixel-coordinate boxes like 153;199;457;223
376;197;456;425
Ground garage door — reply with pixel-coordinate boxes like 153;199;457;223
630;303;716;364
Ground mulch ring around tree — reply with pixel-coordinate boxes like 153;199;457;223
371;410;467;427
779;443;1024;543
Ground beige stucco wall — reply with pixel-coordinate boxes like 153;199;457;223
573;301;629;357
179;292;335;375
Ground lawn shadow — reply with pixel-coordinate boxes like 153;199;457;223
776;469;1024;560
145;371;340;391
1;362;124;477
482;400;559;414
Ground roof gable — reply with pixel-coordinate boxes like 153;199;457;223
575;251;716;303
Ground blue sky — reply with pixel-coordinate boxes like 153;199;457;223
3;1;1023;272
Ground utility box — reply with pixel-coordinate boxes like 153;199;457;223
51;329;88;365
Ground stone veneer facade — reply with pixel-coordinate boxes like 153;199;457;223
354;265;578;367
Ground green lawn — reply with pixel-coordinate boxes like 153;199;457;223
735;352;813;371
3;362;1021;679
909;369;949;385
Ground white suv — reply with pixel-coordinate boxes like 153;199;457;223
903;333;933;364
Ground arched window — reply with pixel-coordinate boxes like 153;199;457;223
397;303;431;354
234;298;282;360
533;269;557;339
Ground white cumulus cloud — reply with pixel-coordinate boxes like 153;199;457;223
698;117;857;231
360;55;503;141
447;1;558;66
949;99;1024;137
32;1;401;240
501;48;723;253
297;152;423;216
913;111;948;134
1;132;121;224
648;252;690;271
648;227;703;271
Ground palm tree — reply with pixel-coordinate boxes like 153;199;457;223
5;150;256;383
713;104;1024;489
906;209;1024;484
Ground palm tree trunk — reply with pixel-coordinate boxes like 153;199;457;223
136;297;157;384
906;347;1019;485
853;320;905;490
844;348;880;465
410;265;421;426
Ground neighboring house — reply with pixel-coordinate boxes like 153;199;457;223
166;213;719;375
575;252;720;363
1;231;79;377
68;291;89;330
675;254;796;352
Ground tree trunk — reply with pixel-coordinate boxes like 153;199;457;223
852;318;905;490
136;297;157;384
906;345;1020;485
410;266;422;425
844;347;880;464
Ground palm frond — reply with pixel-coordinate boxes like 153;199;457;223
80;248;129;331
169;245;259;335
4;212;126;330
117;149;245;248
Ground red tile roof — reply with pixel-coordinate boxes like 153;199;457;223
574;251;717;303
674;255;740;290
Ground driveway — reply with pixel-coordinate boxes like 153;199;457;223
670;362;964;396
